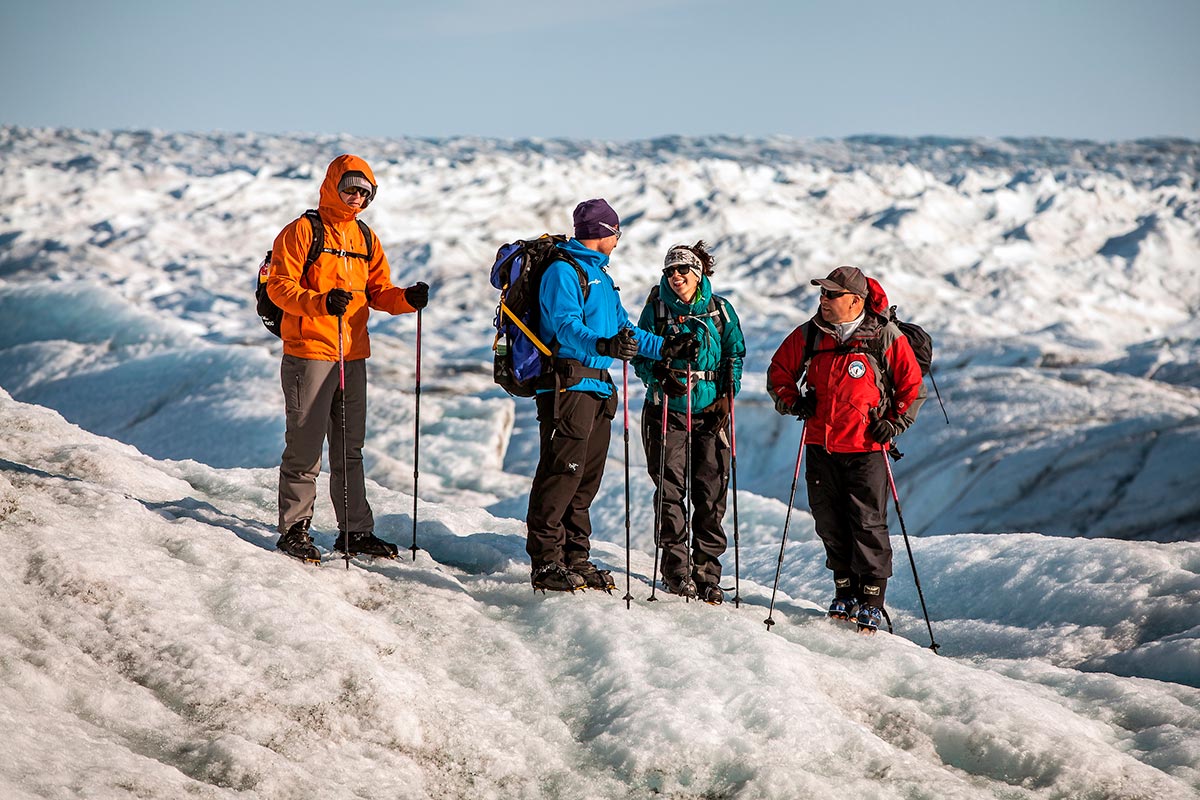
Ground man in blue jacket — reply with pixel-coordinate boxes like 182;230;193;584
527;199;697;592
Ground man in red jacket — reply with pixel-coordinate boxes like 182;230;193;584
767;266;924;631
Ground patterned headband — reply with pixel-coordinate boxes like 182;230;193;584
664;247;703;272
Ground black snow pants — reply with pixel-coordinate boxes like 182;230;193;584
805;445;892;607
526;389;617;571
642;402;730;586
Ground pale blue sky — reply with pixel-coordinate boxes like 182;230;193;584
2;0;1197;141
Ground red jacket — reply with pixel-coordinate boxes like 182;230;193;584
767;312;924;453
266;155;416;361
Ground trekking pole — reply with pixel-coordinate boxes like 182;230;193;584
882;451;940;653
929;368;950;425
622;362;633;609
647;392;669;602
684;363;694;603
338;313;350;570
410;308;422;561
729;386;741;608
764;423;806;631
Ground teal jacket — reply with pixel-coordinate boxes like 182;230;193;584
633;275;745;411
538;238;663;396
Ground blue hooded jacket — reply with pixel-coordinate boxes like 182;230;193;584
537;238;663;396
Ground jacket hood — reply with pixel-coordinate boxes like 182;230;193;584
319;154;377;222
865;276;890;316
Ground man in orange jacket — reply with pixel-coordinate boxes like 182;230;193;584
266;154;428;563
767;266;924;631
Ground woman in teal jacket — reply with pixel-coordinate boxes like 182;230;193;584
633;242;746;604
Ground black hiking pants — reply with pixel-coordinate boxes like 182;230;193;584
805;445;891;606
526;389;617;570
642;403;730;586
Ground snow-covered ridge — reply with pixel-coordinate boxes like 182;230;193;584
2;127;1197;543
4;126;1198;182
1;127;1199;797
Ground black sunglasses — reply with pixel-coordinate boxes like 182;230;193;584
662;265;694;277
821;288;850;299
341;186;371;198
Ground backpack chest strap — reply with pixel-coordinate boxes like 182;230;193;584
320;246;370;260
662;365;720;382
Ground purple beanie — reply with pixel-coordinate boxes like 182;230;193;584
573;198;620;240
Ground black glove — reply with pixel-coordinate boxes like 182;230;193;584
794;392;818;419
597;328;638;361
325;288;353;317
776;390;816;419
405;281;429;310
660;332;699;362
868;408;901;444
652;363;689;398
716;367;735;399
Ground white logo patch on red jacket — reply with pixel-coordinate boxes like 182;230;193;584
847;360;867;379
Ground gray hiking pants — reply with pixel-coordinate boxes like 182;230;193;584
278;354;373;536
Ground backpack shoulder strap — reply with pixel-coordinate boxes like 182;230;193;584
557;249;589;301
303;208;371;262
802;320;819;376
302;210;324;272
709;294;728;338
648;284;669;334
867;315;901;398
356;219;374;260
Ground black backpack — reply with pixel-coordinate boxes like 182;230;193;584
255;209;374;338
885;307;933;377
489;235;588;397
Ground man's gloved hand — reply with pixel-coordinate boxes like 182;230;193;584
652;363;689;398
325;288;353;317
660;332;699;362
597;328;638;361
776;390;816;419
868;408;901;444
405;281;429;310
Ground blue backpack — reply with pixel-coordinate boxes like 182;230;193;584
489;235;588;397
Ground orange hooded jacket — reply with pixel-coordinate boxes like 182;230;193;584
266;154;416;361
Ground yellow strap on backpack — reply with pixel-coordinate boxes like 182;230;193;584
499;301;552;356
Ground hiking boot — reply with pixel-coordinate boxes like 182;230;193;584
828;596;859;621
663;573;698;599
697;582;724;606
567;561;616;593
531;563;586;593
333;531;399;559
855;605;885;634
277;520;321;564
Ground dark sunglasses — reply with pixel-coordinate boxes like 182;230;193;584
821;288;850;299
662;265;694;277
599;221;622;240
341;186;371;198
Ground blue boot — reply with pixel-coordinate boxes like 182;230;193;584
855;605;885;633
828;596;859;621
